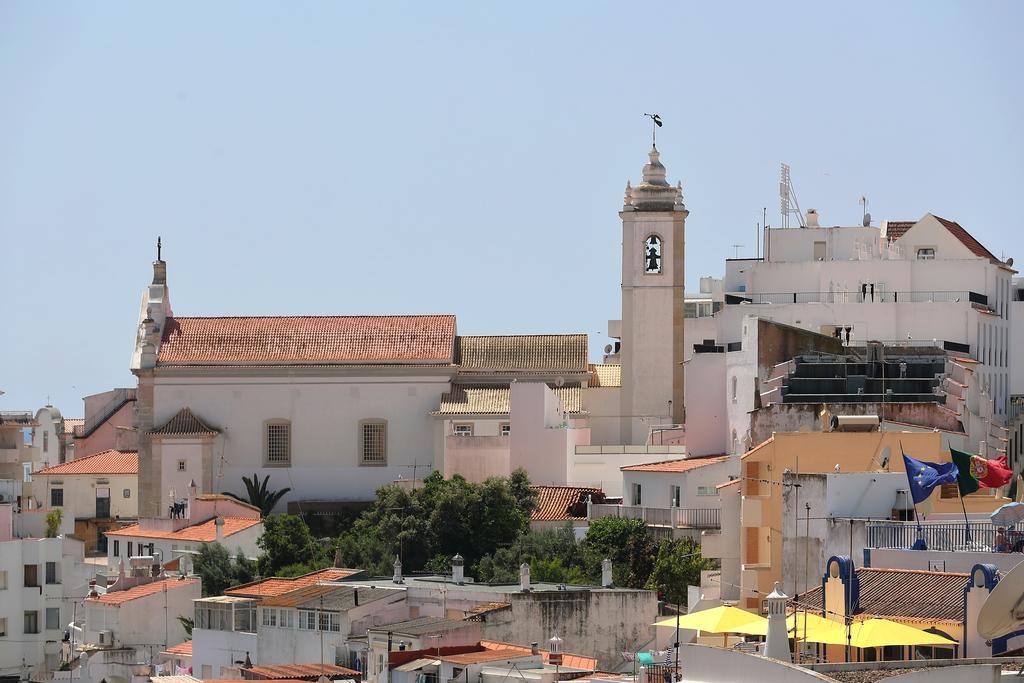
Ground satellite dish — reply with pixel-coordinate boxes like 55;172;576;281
863;213;872;227
978;563;1024;638
604;344;613;354
1007;257;1015;267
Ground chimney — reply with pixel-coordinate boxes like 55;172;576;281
805;209;820;228
601;559;613;588
520;562;531;592
764;582;792;662
530;643;539;656
393;555;403;584
88;579;99;598
452;554;464;585
215;516;224;544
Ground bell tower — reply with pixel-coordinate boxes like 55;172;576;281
619;146;687;444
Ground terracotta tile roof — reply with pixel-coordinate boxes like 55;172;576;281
479;640;596;670
716;478;741;490
621;455;728;473
87;578;198;605
435;384;581;415
799;567;969;623
440;650;531;665
106;517;261;542
33;449;138;476
157;315;456;366
589;364;622;387
883;221;915;241
151;407;219;437
62;418;84;435
193;493;261;514
530;485;605;521
225;567;360;598
931;215;1000;262
740;436;775;460
456;334;588;373
242;663;360;680
464;601;512;617
163;640;193;656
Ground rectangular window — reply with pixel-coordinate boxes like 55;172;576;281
262;608;277;627
318;611;340;632
113;540;119;557
45;562;58;585
266;422;291;465
453;424;474;437
24;565;38;588
0;617;6;637
279;609;294;628
670;485;681;508
360;421;387;465
178;460;187;472
0;570;7;589
128;542;133;557
43;431;49;453
500;423;511;436
697;486;717;496
50;488;63;507
916;247;935;260
45;607;60;631
813;241;826;261
23;463;32;483
630;483;642;506
96;487;110;518
298;609;317;630
24;611;39;634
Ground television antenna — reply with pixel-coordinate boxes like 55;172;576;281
779;163;804;228
731;244;744;259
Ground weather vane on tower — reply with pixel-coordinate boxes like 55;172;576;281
643;113;663;148
157;236;162;261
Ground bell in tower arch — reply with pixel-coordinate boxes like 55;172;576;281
644;235;662;273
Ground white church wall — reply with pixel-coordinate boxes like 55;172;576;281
683;352;728;457
581;386;623;445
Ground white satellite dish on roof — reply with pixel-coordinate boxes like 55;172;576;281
978;563;1024;639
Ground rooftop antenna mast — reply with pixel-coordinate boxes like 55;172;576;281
643;113;663;147
779;163;804;228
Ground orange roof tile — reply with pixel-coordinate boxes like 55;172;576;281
106;517;261;542
589;364;621;387
479;640;596;670
62;418;84;435
530;485;605;521
151;407;219;437
225;567;360;598
440;650;532;665
158;315;457;366
242;663;360;680
34;449;138;476
740;436;776;460
883;221;915;241
621;455;728;473
87;578;198;605
931;215;1000;262
456;334;589;373
163;640;193;656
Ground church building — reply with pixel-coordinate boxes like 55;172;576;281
130;146;687;516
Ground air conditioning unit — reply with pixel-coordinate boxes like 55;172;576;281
98;629;113;646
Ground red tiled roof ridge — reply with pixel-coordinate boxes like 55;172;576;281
34;449;138;476
929;214;1000;262
224;567;360;597
106;516;261;541
87;577;198;604
620;455;728;472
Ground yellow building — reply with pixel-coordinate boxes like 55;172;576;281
738;430;1008;611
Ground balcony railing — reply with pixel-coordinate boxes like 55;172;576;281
866;521;1006;552
589;503;720;529
725;290;987;306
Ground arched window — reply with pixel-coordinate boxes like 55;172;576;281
644;235;662;273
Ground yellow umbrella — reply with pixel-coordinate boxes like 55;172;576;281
740;611;847;642
652;605;767;635
846;618;958;648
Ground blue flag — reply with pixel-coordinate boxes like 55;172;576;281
902;452;959;504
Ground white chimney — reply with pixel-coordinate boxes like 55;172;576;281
452;554;464;585
601;558;613;588
393;555;403;584
520;562;531;592
215;516;224;544
764;582;792;662
805;208;820;228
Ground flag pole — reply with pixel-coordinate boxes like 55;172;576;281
899;442;924;544
950;440;973;546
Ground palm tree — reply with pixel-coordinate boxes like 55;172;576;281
224;473;291;517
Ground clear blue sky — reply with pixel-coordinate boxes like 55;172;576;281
1;2;1021;414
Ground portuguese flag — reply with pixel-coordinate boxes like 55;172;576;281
950;447;1013;494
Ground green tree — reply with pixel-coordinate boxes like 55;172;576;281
44;509;63;538
646;537;716;607
257;514;325;576
475;525;584;583
224;473;291;517
507;468;539;519
582;517;656;588
193;543;257;596
177;616;194;639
